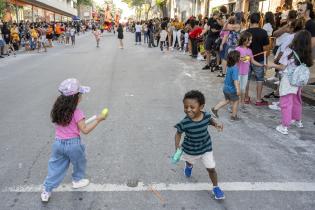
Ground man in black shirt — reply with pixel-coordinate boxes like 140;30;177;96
200;11;222;70
245;13;269;106
298;1;315;47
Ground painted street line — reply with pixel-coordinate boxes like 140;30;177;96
3;182;315;193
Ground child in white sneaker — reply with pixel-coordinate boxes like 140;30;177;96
41;78;108;202
267;30;313;134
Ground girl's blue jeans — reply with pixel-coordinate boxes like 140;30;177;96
43;138;86;192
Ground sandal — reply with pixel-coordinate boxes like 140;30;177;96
244;97;251;104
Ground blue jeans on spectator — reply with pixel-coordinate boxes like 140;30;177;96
135;32;141;43
43;138;86;192
30;38;36;50
144;32;149;43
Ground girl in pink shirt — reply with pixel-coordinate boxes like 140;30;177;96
236;31;264;112
41;78;108;202
92;27;101;47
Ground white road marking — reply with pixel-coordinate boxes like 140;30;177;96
184;73;192;77
3;182;315;192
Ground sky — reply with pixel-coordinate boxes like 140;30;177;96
94;0;134;19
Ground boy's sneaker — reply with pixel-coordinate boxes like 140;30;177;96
212;186;225;200
184;163;193;177
72;179;90;189
211;107;219;118
291;120;303;128
41;190;51;202
276;124;288;135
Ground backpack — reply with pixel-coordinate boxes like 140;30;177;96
288;50;310;87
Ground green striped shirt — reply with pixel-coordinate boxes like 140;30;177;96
175;112;212;155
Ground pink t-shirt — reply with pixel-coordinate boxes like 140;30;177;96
220;30;229;38
236;46;253;75
55;108;85;139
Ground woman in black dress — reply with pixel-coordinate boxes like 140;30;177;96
117;24;124;49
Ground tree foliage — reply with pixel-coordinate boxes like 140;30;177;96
0;1;6;19
155;0;167;17
77;0;93;6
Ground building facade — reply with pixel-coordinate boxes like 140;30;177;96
3;0;78;23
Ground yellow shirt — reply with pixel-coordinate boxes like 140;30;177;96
172;21;184;30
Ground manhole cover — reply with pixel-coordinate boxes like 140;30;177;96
126;179;139;187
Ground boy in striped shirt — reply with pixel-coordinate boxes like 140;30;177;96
174;90;225;199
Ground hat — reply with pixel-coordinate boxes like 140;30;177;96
58;78;90;96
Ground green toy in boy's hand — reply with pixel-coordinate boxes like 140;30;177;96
171;148;183;164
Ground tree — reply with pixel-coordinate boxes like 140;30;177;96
0;1;6;20
249;0;260;14
155;0;167;17
76;0;93;12
122;0;145;20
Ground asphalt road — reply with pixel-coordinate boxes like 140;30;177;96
0;31;314;210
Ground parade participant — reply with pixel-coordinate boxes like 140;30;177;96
236;31;265;113
55;23;61;43
46;25;54;47
92;27;101;48
30;26;38;50
117;24;124;49
174;90;225;200
211;50;241;121
267;30;313;135
70;26;76;46
37;26;47;53
41;78;107;202
65;26;71;45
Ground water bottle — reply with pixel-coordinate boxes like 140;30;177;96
171;148;183;164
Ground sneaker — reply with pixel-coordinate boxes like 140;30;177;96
211;107;219;118
230;115;241;121
41;190;51;202
268;104;280;111
72;179;90;189
255;99;269;106
240;105;248;113
197;55;205;61
291;120;303;128
202;65;210;70
184;163;193;177
276;124;288;135
212;186;225;200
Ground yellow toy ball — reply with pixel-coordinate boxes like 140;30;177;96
101;108;109;117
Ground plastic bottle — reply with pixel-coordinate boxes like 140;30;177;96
171;148;183;164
